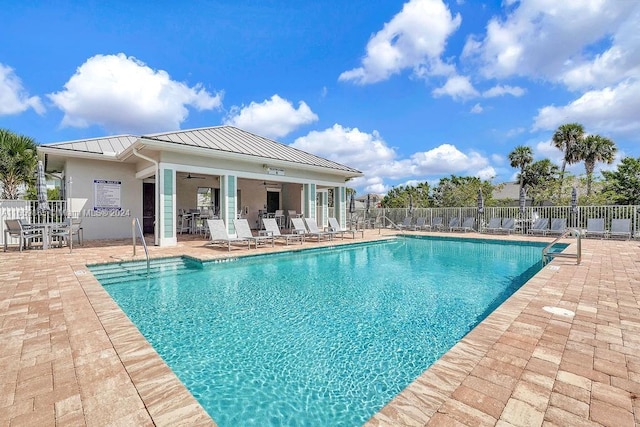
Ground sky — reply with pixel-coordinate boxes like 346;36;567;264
1;0;639;195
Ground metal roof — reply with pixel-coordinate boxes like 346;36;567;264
41;126;361;175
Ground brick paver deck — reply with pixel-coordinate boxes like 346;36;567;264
1;231;638;426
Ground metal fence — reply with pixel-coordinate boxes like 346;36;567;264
1;199;67;245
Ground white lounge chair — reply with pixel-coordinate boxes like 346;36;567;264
291;218;330;242
206;219;250;251
3;219;43;252
262;218;304;245
547;218;567;236
609;218;631;240
425;217;444;231
303;218;334;241
585;218;606;239
451;216;475;232
328;217;363;239
447;217;461;232
483;217;502;233
500;218;516;234
233;218;274;248
412;217;428;231
528;218;549;235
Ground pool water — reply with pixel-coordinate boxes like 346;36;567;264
91;237;558;426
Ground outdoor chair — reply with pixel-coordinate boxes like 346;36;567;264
483;217;502;233
262;218;304;245
292;218;331;242
499;218;516;234
527;218;549;235
425;217;443;231
206;219;251;251
327;217;362;239
412;217;428;231
304;218;335;241
547;218;567;236
609;218;631;240
233;218;274;248
447;217;461;232
3;219;43;252
396;217;412;230
451;216;475;232
50;218;84;248
273;210;285;228
585;218;606;239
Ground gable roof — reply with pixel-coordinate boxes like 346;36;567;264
41;125;361;175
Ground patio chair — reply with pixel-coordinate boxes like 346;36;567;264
483;217;502;233
585;218;606;239
328;217;363;239
396;217;412;230
451;217;475;232
262;218;304;245
50;218;84;248
273;209;285;228
303;217;335;241
206;219;250;251
547;218;567;236
412;217;428;231
425;217;444;231
500;218;516;234
609;218;631;240
527;218;550;235
447;217;461;232
291;218;330;242
233;218;274;248
3;219;43;252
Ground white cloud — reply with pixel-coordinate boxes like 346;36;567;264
462;0;638;86
476;166;496;180
482;84;525;98
339;0;461;84
432;75;479;99
224;95;318;139
470;103;483;114
0;64;44;115
292;124;495;193
533;79;640;137
48;53;222;134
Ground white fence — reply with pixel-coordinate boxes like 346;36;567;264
1;200;67;246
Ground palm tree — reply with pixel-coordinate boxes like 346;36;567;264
575;134;617;196
552;123;584;199
508;145;533;194
0;129;38;199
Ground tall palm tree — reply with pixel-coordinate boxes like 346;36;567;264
552;123;584;199
508;145;533;194
0;129;38;199
575;134;617;196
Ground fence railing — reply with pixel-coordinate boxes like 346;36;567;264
1;200;67;245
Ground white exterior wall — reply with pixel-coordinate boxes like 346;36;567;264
65;158;142;240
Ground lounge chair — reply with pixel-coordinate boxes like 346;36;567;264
447;217;461;232
233;218;274;248
328;217;363;239
412;217;427;231
547;218;567;236
451;216;475;232
3;219;44;252
396;217;412;230
527;218;549;235
500;218;516;234
292;218;331;242
483;217;502;233
585;218;606;239
609;218;631;240
262;218;304;245
425;217;443;231
206;219;250;251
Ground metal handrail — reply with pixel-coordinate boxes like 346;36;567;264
542;228;581;265
377;215;399;234
132;218;150;273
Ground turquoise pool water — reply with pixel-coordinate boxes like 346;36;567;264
90;237;560;426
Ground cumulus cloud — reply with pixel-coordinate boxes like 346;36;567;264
432;75;479;100
533;80;640;137
462;0;638;84
0;64;44;115
48;53;222;134
292;124;495;193
338;0;461;84
223;94;318;139
482;84;525;98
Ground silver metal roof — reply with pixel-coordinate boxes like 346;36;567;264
42;126;361;175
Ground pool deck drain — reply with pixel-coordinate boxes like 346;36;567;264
1;230;639;426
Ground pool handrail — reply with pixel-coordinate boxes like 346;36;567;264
132;217;150;273
542;228;581;265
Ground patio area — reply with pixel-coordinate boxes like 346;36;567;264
0;231;639;426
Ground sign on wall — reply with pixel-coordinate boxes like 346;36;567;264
94;179;122;210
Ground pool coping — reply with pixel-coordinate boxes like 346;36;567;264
1;230;639;425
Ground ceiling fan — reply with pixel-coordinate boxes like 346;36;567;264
183;173;205;180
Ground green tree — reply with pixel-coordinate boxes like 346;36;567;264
601;156;640;205
0;129;38;199
575;134;617;196
552;123;584;199
508;145;533;194
521;159;560;206
381;182;431;208
431;175;495;207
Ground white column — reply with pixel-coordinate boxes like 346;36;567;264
158;165;177;246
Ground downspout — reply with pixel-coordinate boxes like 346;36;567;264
132;148;159;246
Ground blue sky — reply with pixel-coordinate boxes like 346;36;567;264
1;0;639;194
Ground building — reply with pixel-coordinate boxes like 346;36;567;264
38;126;362;246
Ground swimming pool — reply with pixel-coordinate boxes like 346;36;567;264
90;236;559;426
